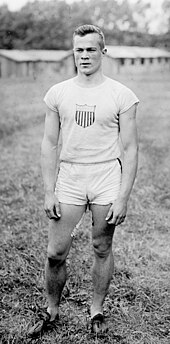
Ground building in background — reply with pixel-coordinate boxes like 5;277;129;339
0;46;170;78
0;50;75;78
104;46;170;76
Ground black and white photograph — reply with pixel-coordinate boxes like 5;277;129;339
0;0;170;343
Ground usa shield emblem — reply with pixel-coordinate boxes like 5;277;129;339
75;104;96;128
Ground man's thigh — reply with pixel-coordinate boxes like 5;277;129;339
90;204;115;248
48;203;86;257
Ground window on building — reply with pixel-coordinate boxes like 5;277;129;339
158;57;161;63
131;59;135;65
120;58;125;65
150;58;153;64
141;58;145;65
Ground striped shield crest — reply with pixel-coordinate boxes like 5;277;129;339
75;104;96;128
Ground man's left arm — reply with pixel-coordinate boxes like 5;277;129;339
106;103;138;225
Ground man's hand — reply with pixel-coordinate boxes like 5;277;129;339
44;191;61;220
105;199;127;225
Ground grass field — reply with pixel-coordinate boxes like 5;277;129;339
0;71;170;344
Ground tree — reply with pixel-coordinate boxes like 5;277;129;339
0;0;169;50
0;5;18;49
162;0;170;32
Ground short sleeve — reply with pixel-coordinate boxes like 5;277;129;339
118;87;139;115
43;86;59;113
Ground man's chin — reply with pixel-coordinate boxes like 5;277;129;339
81;68;93;76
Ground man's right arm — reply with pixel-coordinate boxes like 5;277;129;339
41;105;61;220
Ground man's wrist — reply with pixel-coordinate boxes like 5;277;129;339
117;194;129;203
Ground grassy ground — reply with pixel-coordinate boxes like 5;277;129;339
0;71;170;344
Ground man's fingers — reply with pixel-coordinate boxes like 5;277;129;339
45;209;52;219
53;204;61;218
45;206;60;220
44;193;61;220
107;214;117;225
109;215;126;226
105;207;113;221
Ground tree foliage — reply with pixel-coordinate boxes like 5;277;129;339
0;0;169;50
162;0;170;32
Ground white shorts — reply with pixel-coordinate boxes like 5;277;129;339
55;159;122;206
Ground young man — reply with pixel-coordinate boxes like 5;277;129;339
28;24;139;337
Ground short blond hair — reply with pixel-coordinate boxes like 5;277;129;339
73;24;105;50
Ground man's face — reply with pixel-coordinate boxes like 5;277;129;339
73;33;104;76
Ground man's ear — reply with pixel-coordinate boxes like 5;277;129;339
102;48;107;55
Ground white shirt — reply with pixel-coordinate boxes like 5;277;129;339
44;77;139;164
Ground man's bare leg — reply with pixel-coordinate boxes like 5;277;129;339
45;203;86;320
90;204;115;319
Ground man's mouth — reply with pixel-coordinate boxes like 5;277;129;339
81;63;91;66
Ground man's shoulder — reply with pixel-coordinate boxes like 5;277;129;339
50;77;74;92
44;78;74;105
105;76;129;91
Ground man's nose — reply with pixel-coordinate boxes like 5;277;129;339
81;50;89;59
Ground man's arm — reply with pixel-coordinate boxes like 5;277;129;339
41;105;61;220
106;103;138;225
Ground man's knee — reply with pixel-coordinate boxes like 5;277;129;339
47;242;69;267
92;236;112;258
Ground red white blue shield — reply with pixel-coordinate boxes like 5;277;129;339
75;104;96;128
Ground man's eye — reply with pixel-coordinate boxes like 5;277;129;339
87;49;97;52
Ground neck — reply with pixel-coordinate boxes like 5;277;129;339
75;71;106;87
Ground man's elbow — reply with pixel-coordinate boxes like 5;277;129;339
41;136;58;155
124;143;138;161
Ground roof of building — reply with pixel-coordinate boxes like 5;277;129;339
0;49;72;62
0;46;170;63
106;46;170;58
